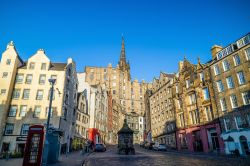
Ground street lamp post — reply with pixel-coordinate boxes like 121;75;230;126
42;78;56;165
46;78;56;136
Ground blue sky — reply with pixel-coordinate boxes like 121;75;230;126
1;0;249;82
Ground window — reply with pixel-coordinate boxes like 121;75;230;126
113;90;116;94
236;116;244;129
41;63;46;70
25;74;33;84
21;124;29;135
12;89;21;99
220;98;227;111
200;72;204;82
175;85;179;94
189;110;199;124
230;94;238;109
39;74;46;85
214;65;220;76
224;118;231;131
205;106;212;121
8;106;17;117
6;59;11;65
112;82;116;87
242;91;250;105
233;54;241;66
19;105;27;117
186;79;190;89
237;71;246;85
36;90;43;100
0;89;6;95
245;47;250;60
216;80;224;92
203;88;210;100
2;72;8;78
22;89;30;99
29;62;35;69
113;75;116;79
5;123;14;135
222;59;230;71
34;106;41;118
15;74;24;83
226;76;234;89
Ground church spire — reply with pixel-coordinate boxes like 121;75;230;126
120;35;126;63
118;35;131;80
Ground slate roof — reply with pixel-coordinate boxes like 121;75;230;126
18;62;67;71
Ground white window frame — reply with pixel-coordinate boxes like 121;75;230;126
230;94;238;109
203;87;210;100
242;92;250;105
233;54;241;66
220;98;227;112
237;71;246;85
226;76;234;89
245;47;250;61
8;105;17;117
222;59;230;71
217;80;224;92
213;65;220;76
19;105;27;117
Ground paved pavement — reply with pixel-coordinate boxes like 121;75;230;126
83;145;250;166
1;146;250;166
0;151;89;166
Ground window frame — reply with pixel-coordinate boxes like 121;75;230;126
36;90;44;100
226;76;234;89
5;123;14;135
237;71;246;85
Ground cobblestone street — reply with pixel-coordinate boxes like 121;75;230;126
84;145;250;166
1;145;250;166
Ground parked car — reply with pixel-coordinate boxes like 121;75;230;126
94;143;106;152
154;144;167;151
145;142;155;150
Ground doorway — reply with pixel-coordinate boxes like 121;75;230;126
239;135;249;155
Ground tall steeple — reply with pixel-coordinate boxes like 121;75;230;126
118;36;131;80
120;36;126;63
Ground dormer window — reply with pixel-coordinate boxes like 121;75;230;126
41;63;46;70
29;62;35;70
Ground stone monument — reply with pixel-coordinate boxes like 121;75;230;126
117;119;135;155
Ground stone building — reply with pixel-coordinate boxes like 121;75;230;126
77;73;109;144
150;72;176;148
0;42;78;154
144;89;153;142
84;37;149;116
125;112;140;143
112;99;126;144
74;89;90;150
93;85;109;144
173;58;224;153
209;33;250;155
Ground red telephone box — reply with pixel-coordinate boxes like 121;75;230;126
23;125;45;166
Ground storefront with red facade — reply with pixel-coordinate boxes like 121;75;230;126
176;123;224;153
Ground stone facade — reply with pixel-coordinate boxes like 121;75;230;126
210;33;250;155
173;58;224;153
93;85;109;143
0;42;78;154
150;72;176;148
144;90;153;142
73;90;90;150
84;38;149;116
